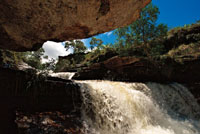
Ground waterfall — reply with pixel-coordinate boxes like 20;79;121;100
49;72;75;80
77;80;200;134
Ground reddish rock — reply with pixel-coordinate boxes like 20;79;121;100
73;56;200;83
0;0;151;51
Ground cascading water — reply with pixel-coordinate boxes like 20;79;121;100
77;80;200;134
49;72;75;79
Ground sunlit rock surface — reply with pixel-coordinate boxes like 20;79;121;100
0;0;151;51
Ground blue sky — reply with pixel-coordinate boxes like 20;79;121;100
82;0;200;47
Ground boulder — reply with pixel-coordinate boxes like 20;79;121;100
0;0;151;51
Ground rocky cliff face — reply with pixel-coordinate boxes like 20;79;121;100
73;55;200;83
0;67;82;134
0;67;82;112
0;0;150;51
164;23;200;51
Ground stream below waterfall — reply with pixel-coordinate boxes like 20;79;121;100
77;80;200;134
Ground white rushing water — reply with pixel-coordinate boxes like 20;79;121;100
76;80;200;134
49;72;75;80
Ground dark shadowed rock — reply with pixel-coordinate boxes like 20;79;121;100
185;83;200;105
73;56;200;83
0;67;82;112
0;67;82;134
0;0;151;51
164;23;200;51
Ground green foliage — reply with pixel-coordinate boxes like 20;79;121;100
149;40;165;57
24;48;45;70
0;48;56;72
65;40;86;54
42;58;56;71
114;3;168;57
55;53;86;72
55;58;71;72
90;37;104;50
0;48;56;71
0;49;29;68
56;40;87;71
167;42;200;58
55;39;117;72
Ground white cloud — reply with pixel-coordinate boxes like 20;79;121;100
42;41;72;63
107;31;113;36
103;31;113;36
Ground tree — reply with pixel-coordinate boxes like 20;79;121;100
25;48;45;70
43;58;56;71
65;40;86;54
90;37;103;50
114;3;168;57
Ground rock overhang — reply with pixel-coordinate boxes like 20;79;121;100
0;0;151;51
